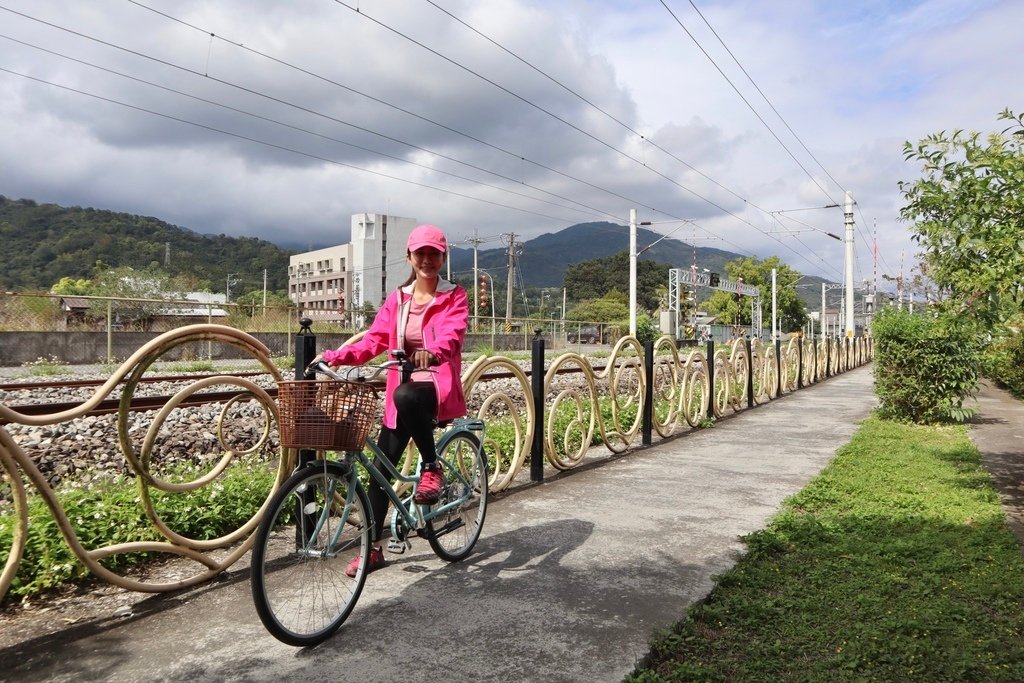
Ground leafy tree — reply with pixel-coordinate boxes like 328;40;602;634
0;196;292;292
566;295;628;323
51;276;92;295
89;265;193;300
703;256;808;331
563;251;669;312
234;290;293;316
898;108;1024;327
632;312;658;345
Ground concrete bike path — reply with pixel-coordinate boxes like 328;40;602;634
1;367;878;683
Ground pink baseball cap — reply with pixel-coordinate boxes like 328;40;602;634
407;224;447;253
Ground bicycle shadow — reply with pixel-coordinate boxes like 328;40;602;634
285;516;720;682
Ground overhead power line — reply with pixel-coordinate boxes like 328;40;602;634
658;0;839;206
120;0;836;269
684;0;847;194
324;0;834;257
0;33;625;223
0;66;587;225
1;3;853;277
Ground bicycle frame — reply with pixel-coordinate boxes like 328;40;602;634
296;416;485;556
358;417;484;540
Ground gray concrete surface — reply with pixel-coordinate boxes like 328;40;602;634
968;381;1024;548
0;366;922;681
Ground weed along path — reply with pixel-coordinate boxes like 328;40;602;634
1;367;878;683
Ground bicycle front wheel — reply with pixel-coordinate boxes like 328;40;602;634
427;431;488;562
250;461;370;647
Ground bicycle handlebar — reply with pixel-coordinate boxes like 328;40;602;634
305;349;436;384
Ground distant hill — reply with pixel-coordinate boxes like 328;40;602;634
0;196;837;311
448;221;745;288
448;221;839;312
0;196;293;293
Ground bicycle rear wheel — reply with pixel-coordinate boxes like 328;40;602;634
427;431;487;562
250;461;370;647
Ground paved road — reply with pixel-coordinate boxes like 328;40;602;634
1;367;885;682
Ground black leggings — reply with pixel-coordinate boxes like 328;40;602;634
369;381;438;541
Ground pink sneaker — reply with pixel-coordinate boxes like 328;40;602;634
414;463;444;504
344;546;386;578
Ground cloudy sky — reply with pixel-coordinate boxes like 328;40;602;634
0;0;1018;292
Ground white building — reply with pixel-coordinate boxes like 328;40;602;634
288;213;417;322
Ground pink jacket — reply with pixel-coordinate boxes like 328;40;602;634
322;280;468;430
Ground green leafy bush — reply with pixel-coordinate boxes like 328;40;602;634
0;463;275;601
872;308;980;423
980;316;1024;396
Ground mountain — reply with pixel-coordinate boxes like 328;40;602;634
0;195;293;293
447;221;839;312
0;196;836;311
448;221;745;288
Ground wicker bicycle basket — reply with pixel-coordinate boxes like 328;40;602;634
277;379;379;451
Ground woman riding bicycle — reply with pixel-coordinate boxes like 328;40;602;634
319;224;468;576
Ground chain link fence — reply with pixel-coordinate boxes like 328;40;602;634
0;292;614;366
0;292;365;367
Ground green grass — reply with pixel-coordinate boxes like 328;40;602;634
18;356;70;377
629;416;1024;682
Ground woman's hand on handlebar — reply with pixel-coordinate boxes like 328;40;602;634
409;349;437;370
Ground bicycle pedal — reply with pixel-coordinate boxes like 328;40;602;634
386;538;411;554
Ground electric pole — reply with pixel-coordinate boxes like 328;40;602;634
505;233;516;325
466;232;483;325
629;209;637;336
844;191;855;336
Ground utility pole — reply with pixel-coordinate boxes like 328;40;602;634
844;191;855;336
466;232;483;324
771;268;777;340
900;250;906;310
505;233;516;325
821;283;826;338
627;209;652;337
629;209;638;336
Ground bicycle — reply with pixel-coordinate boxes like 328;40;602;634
249;351;489;647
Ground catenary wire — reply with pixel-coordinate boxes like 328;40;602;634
57;3;820;267
418;0;846;279
4;3;847;279
685;0;847;194
658;0;838;206
0;67;588;225
324;0;842;264
0;32;621;223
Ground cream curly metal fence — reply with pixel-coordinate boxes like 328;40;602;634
1;324;874;602
0;324;286;603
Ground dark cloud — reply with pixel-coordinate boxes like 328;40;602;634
0;0;1018;286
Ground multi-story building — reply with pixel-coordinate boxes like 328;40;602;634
288;213;417;322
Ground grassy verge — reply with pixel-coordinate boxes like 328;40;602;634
628;416;1024;682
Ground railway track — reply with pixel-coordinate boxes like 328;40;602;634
0;371;278;426
0;370;271;392
0;361;614;426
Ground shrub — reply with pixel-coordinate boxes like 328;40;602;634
980;315;1024;397
0;463;275;601
872;308;980;423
